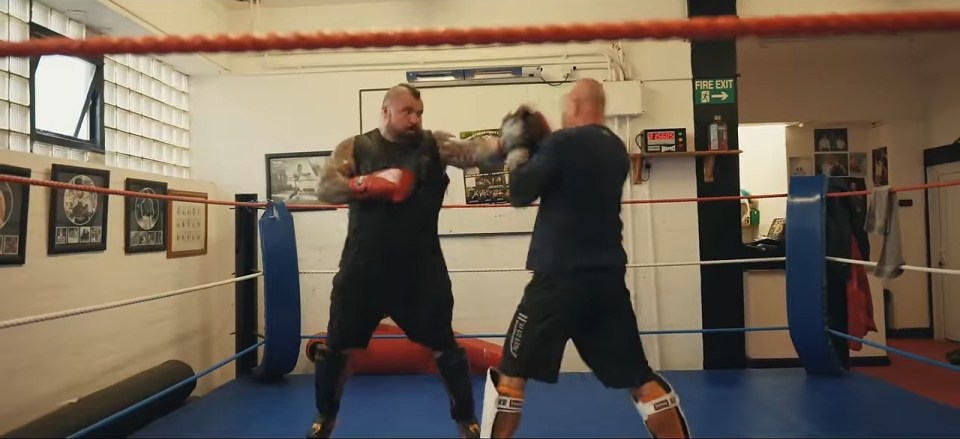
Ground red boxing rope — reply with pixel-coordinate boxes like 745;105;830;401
0;173;957;210
0;11;958;57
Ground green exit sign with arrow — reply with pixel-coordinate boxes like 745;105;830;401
693;78;736;105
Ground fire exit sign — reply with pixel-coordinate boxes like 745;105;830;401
694;78;736;105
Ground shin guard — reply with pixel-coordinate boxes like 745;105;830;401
435;346;478;422
634;373;690;439
312;344;350;418
480;368;524;438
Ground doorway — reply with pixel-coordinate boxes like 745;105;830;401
926;160;960;342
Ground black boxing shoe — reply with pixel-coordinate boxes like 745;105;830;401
457;417;480;439
305;413;336;439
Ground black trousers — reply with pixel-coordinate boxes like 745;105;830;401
499;269;656;388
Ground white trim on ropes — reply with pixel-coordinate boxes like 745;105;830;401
826;256;960;276
298;257;787;275
0;273;263;331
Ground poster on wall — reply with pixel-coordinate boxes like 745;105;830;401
265;151;334;210
48;164;109;255
0;165;30;265
460;128;509;205
848;153;867;179
872;146;889;186
124;178;168;254
814;128;849;152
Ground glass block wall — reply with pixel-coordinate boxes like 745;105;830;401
1;0;192;179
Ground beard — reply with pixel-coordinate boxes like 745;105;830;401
396;126;423;143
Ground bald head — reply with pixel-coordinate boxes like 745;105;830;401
380;83;424;142
382;83;421;107
561;78;606;128
571;78;605;109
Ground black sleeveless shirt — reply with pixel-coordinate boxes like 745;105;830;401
339;129;450;270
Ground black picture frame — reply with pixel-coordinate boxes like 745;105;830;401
0;164;31;265
814;128;849;152
48;164;110;255
265;151;334;211
124;178;168;254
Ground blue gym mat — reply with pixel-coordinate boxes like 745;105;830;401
133;368;960;438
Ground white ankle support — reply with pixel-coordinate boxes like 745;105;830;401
635;391;680;421
496;395;523;413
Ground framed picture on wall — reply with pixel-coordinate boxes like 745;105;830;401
265;151;334;210
166;189;208;259
0;165;31;265
460;128;510;205
814;128;849;152
124;178;168;254
48;164;110;255
815;153;849;177
849;152;867;178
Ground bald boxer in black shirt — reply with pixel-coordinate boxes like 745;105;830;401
307;83;528;439
481;78;691;439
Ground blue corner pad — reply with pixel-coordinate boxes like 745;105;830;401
786;175;845;376
254;200;302;379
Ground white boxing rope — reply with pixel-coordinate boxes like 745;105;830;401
0;273;263;331
299;256;786;275
826;256;960;276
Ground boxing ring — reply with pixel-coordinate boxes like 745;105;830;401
4;10;960;438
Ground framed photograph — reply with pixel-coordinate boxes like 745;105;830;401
124;178;168;254
48;164;109;255
788;157;814;177
166;189;208;259
0;164;31;265
848;152;867;178
265;151;334;210
815;152;849;177
814;128;849;152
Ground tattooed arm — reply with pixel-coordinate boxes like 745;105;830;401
317;136;417;204
316;137;357;204
434;130;506;170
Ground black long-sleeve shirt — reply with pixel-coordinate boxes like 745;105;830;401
509;124;629;274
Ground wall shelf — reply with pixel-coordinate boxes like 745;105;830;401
630;150;743;184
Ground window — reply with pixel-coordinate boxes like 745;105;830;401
29;23;104;152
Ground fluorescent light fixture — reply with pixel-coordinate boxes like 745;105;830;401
405;66;539;84
406;69;465;83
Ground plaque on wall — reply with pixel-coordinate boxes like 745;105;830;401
0;164;31;265
166;189;208;259
48;164;110;255
124;178;168;254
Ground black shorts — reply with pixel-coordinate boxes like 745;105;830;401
499;270;655;388
325;258;457;352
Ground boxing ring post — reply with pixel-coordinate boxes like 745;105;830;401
785;175;846;376
235;193;260;376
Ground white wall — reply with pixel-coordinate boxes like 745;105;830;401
0;149;238;433
189;0;705;374
921;51;960;147
738;123;788;237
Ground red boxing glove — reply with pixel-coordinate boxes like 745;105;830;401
348;168;415;202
